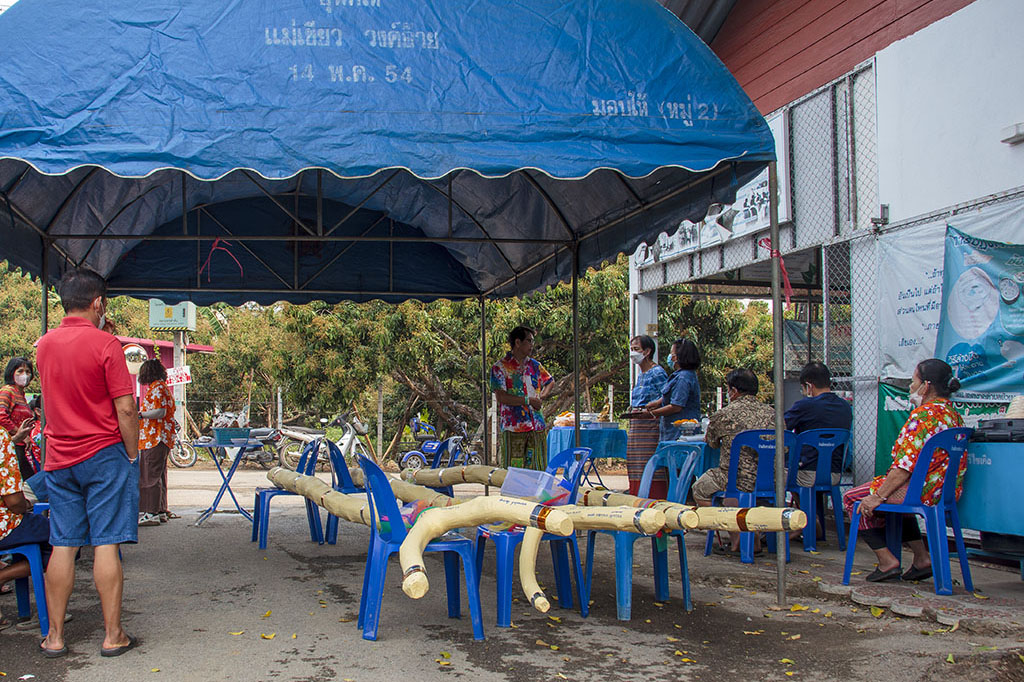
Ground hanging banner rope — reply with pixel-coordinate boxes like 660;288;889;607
197;237;244;282
758;237;793;309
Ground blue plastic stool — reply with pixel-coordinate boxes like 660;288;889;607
474;447;593;627
785;428;852;552
252;438;324;550
703;429;796;564
5;543;49;636
843;427;974;596
323;439;365;545
356;454;484;641
585;444;699;620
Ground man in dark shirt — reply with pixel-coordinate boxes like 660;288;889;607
784;362;852;486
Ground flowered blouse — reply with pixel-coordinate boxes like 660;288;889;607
490;353;553;433
870;398;965;505
0;427;23;542
139;380;176;451
630;364;668;408
0;383;32;437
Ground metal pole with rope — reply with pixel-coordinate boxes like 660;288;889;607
769;161;788;607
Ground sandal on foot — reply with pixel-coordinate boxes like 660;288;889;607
101;634;139;657
40;641;68;658
902;565;932;581
712;545;737;556
865;566;902;582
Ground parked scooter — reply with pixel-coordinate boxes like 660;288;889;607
277;413;369;470
400;419;481;471
193;410;282;469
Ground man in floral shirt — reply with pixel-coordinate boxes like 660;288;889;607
490;326;554;471
0;421;51;630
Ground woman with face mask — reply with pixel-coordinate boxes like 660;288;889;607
0;357;37;480
643;339;702;498
625;335;668;497
842;358;964;583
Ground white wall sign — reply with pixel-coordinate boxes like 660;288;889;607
165;365;193;386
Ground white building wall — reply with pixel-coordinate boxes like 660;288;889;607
876;0;1024;224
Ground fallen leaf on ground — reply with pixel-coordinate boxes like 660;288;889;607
824;611;833;618
811;608;820;614
798;570;809;574
645;619;652;623
339;618;352;623
440;651;451;659
949;622;960;633
679;658;696;663
850;571;861;576
812;577;823;582
790;604;809;612
551;645;560;651
535;639;550;648
871;606;885;618
229;631;244;636
743;631;764;635
809;550;821;555
261;610;272;618
788;634;801;640
780;658;795;665
674;624;681;629
973;593;990;600
438;661;451;667
549;616;561;622
785;672;795;677
666;636;680;642
946;654;955;664
556;674;568;680
151;670;160;673
260;633;276;640
291;634;297;639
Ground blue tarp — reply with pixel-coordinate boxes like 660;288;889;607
0;0;774;304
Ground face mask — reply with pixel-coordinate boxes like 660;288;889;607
97;314;107;331
14;373;30;387
908;389;924;409
629;351;645;364
667;354;676;367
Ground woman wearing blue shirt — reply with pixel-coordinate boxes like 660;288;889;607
643;339;702;498
626;335;668;496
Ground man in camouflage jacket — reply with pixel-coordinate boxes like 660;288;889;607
691;368;775;553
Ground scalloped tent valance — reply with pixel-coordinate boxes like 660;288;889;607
0;0;773;304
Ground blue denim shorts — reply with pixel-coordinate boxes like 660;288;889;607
47;443;140;547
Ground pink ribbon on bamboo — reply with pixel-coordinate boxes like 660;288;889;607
198;237;244;282
757;237;793;309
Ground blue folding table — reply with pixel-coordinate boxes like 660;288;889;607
193;440;261;526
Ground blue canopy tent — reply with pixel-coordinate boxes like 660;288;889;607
0;0;794;604
0;0;773;304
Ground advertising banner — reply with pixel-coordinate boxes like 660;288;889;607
934;227;1024;400
877;199;1024;382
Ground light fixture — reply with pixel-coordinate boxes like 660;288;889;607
1001;123;1024;145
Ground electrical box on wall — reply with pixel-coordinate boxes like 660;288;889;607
148;300;197;332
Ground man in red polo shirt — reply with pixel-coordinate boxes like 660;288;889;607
35;268;139;658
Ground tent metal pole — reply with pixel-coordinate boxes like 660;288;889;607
769;161;787;607
479;295;490;484
572;242;581;447
40;239;49;467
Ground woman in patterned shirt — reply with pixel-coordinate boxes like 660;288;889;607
137;359;176;527
843;359;964;583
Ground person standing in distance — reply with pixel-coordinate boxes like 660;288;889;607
36;268;140;658
490;326;554;471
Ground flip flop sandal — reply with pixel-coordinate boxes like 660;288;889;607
712;545;738;556
101;634;139;657
901;565;933;581
865;566;902;582
40;641;69;658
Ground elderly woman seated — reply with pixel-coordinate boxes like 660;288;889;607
843;359;964;583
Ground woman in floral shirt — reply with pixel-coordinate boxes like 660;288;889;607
137;360;176;527
843;359;964;583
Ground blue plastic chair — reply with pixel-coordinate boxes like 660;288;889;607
252;438;324;550
4;542;49;636
324;438;365;545
584;444;699;620
843;427;974;596
356;454;484;641
474;447;593;627
785;429;852;552
703;429;797;564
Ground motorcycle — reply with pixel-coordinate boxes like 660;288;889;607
400;419;481;472
277;413;370;470
192;410;283;469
